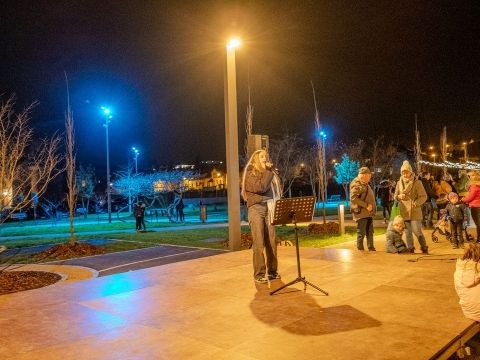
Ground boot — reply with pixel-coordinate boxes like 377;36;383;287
421;246;429;254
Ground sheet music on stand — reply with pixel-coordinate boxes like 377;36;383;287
271;196;315;225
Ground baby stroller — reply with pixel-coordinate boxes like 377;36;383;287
431;209;449;243
431;209;474;243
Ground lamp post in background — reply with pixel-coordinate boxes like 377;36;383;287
132;147;140;174
319;130;327;222
463;142;468;162
101;106;113;223
224;38;241;251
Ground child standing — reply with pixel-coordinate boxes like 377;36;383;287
446;192;467;249
386;216;409;254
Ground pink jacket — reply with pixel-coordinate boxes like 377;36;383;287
463;184;480;208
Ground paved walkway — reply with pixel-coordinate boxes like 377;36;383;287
0;229;474;359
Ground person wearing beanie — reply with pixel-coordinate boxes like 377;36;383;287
445;192;467;248
386;216;408;253
394;160;429;254
462;170;480;243
349;167;377;251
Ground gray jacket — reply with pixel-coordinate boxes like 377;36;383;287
349;177;376;221
386;225;407;253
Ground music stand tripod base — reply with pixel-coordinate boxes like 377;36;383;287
268;196;329;296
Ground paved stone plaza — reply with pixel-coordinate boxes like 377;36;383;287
0;229;475;359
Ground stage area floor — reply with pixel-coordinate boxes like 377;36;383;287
0;230;475;359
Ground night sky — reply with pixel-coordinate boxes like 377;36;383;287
2;1;480;171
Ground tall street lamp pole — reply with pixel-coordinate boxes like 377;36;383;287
101;107;112;223
132;147;140;174
320;131;327;222
224;38;241;251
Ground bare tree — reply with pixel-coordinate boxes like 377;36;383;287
0;96;62;224
269;130;303;197
76;164;96;218
300;146;319;198
334;139;366;164
367;136;397;190
311;81;327;222
414;114;422;174
440;126;448;176
65;74;76;243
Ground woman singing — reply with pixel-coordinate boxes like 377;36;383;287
241;149;282;283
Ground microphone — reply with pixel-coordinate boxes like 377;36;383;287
267;163;279;174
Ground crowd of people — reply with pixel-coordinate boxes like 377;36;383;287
362;163;480;253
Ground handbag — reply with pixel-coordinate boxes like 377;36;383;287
390;201;400;221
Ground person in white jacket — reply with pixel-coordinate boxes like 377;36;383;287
454;243;480;321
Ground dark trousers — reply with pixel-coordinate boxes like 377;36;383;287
422;201;433;227
382;201;392;220
136;216;146;230
248;203;277;279
471;208;480;242
449;220;464;245
356;217;374;250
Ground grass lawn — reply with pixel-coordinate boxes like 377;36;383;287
1;225;386;254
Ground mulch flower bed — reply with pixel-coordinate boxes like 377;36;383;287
306;222;340;234
0;271;62;295
0;242;104;295
35;242;105;261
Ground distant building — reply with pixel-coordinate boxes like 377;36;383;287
184;168;226;191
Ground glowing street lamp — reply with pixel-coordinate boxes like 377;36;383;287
224;37;241;251
101;106;113;223
132;147;140;174
431;153;437;163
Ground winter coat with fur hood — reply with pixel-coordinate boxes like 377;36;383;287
454;259;480;321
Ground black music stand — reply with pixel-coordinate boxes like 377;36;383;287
270;196;329;296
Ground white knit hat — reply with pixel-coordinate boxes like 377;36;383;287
400;160;413;174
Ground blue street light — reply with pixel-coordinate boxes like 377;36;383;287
101;106;113;223
132;147;140;174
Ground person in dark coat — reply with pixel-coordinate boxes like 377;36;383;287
176;197;185;222
134;201;146;231
420;172;437;228
377;179;394;223
445;192;466;248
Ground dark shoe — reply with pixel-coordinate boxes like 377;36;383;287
408;248;415;254
421;247;429;254
254;275;268;284
268;273;281;280
357;247;365;251
368;248;376;251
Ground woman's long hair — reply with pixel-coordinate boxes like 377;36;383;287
462;243;480;262
241;149;282;202
461;243;480;286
